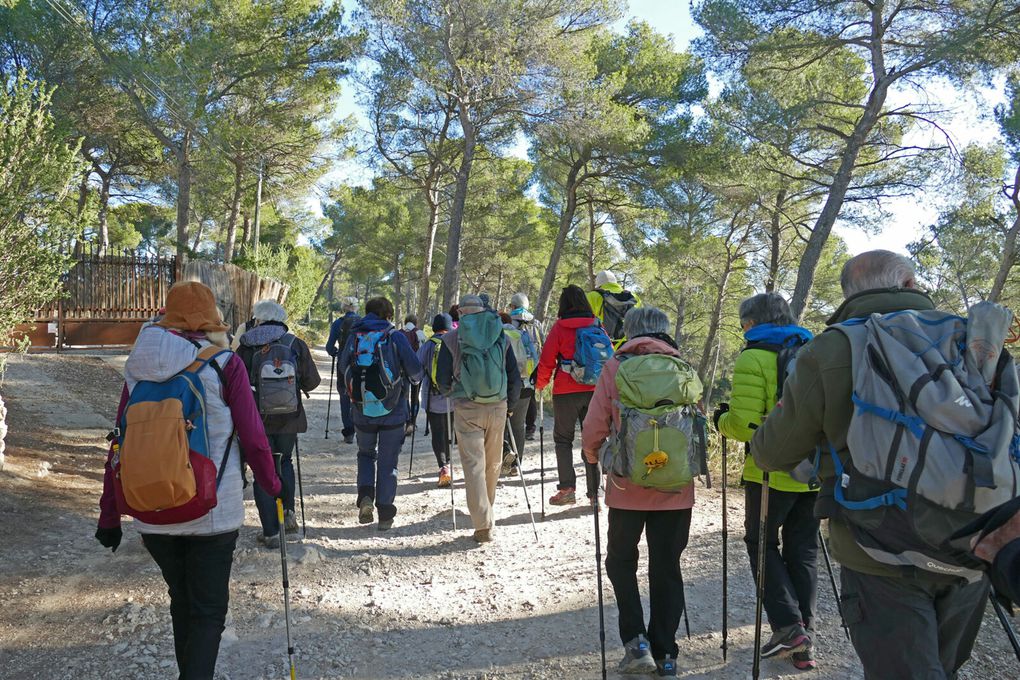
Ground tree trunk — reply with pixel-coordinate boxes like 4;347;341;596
587;197;597;290
673;293;687;345
73;172;90;257
416;194;442;322
698;261;733;379
190;220;205;254
97;172;111;253
536;154;588;321
988;166;1020;303
241;212;251;253
702;337;722;406
175;132;193;261
441;112;476;310
766;188;786;292
789;80;891;320
495;266;504;310
224;161;243;263
393;253;403;321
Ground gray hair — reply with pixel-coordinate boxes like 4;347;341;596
253;299;287;323
840;250;916;297
623;306;670;338
739;293;796;327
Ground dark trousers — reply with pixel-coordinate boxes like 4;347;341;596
743;483;819;630
525;390;538;432
427;409;452;468
552;391;598;497
356;423;405;521
504;387;534;463
253;432;297;537
339;389;355;438
407;383;420;425
840;567;989;679
142;531;238;680
606;508;692;660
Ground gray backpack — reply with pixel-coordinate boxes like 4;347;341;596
252;334;300;416
828;303;1020;582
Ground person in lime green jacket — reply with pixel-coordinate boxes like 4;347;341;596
587;270;642;350
714;292;820;671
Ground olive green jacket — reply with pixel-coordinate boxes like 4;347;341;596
750;287;937;577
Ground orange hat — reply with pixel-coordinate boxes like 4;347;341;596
156;281;229;333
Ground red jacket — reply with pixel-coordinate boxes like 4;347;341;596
535;314;600;395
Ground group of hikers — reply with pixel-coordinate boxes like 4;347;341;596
91;251;1020;680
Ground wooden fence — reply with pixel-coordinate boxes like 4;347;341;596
182;261;288;331
18;250;286;348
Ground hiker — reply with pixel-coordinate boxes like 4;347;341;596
95;281;281;679
435;294;522;543
535;284;608;507
417;312;455;487
752;250;1020;679
339;296;423;530
326;297;361;444
587;270;641;350
582;306;703;678
499;311;538;475
400;315;425;435
448;304;460;329
509;292;545;440
714;292;818;669
236;299;321;547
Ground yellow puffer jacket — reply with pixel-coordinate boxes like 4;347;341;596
718;346;812;493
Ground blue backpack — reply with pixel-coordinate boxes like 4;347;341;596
567;321;614;385
345;329;403;417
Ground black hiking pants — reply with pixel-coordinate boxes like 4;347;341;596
744;483;819;630
504;386;534;464
840;567;989;680
427;409;452;469
142;530;238;680
525;389;538;433
552;391;598;498
606;508;693;660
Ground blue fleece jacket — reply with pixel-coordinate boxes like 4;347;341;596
326;311;360;358
338;313;424;427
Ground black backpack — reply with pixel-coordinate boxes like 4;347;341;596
743;338;808;401
599;290;638;341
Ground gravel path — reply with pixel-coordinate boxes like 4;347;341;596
0;350;1017;679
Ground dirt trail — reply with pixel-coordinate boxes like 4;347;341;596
0;351;1016;679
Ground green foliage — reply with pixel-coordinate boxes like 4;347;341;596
0;72;81;344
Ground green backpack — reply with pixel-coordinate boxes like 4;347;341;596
600;353;704;491
455;311;508;404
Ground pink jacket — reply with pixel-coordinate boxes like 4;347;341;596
582;336;695;511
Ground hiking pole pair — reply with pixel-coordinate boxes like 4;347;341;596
446;409;456;530
818;528;849;640
991;591;1020;663
273;453;298;680
539;392;546;520
752;471;770;680
324;355;335;440
593;493;608;680
506;418;539;543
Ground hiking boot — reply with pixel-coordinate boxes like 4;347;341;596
617;634;655;674
790;628;816;670
438;466;452;487
549;488;576;506
377;519;393;531
358;497;374;525
509;465;519;477
761;623;810;659
343;434;355;445
501;451;517;476
284;510;299;533
655;656;677;677
472;529;493;543
525;427;536;441
256;533;280;549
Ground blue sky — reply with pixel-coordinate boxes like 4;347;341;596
327;1;1005;256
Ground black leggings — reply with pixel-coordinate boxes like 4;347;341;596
552;391;598;497
427;410;452;468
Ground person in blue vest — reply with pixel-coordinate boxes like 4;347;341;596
338;296;423;530
326;297;361;444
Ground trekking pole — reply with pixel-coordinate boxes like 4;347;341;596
681;574;691;639
752;472;770;680
721;435;729;661
991;592;1020;663
506;418;539;543
325;355;335;440
294;438;307;539
539;392;546;520
273;454;298;680
593;494;607;680
818;528;849;640
447;409;456;530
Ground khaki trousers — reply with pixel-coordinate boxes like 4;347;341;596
454;400;508;531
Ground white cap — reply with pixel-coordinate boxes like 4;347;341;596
595;270;617;288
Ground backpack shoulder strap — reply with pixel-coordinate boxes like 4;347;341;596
281;333;296;349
